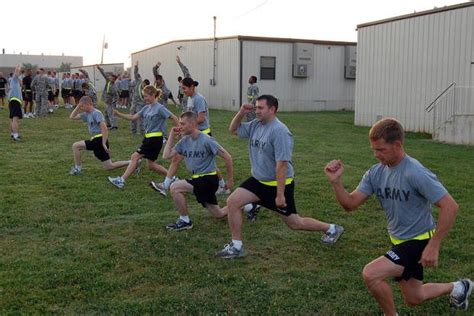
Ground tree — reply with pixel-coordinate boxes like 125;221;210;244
58;62;72;72
22;63;38;73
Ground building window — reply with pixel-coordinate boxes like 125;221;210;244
260;56;276;80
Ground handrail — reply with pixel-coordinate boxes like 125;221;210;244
425;82;456;112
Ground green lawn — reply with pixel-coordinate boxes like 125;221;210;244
0;106;473;314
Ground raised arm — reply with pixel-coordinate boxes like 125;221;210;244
69;103;83;120
79;69;90;80
134;62;141;81
97;65;107;80
324;160;369;211
162;127;180;160
152;61;161;80
229;104;253;134
176;56;190;77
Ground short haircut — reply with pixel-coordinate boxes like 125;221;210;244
79;95;93;105
180;111;197;122
256;95;279;111
178;76;183;81
81;82;89;89
143;79;150;85
182;77;199;87
369;118;405;144
155;74;163;81
250;75;257;83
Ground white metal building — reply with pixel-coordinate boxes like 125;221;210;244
70;63;125;93
355;2;474;144
0;53;82;74
131;36;356;111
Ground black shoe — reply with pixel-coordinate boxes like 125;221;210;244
108;126;118;130
247;204;261;222
166;219;193;231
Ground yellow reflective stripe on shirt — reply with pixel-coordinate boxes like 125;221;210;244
191;171;217;179
145;132;163;138
259;178;294;186
106;82;110;94
9;97;22;104
390;229;436;245
201;128;211;135
91;134;103;140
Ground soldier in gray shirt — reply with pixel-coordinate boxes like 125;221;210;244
216;95;344;259
161;111;234;231
68;96;130;176
79;69;98;107
108;85;179;189
129;61;148;135
324;118;471;314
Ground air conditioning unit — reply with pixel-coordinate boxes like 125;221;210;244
292;43;313;78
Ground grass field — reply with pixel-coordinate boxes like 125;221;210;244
0;106;473;314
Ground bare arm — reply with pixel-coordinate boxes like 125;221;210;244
229;104;253;134
197;111;206;125
69;104;83;120
217;147;234;189
165;155;184;178
324;160;369;211
275;161;288;208
162;127;180;160
79;69;89;80
99;122;110;153
14;64;21;76
134;63;141;81
113;109;139;121
152;62;161;80
420;193;459;267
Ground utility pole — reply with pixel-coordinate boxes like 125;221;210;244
212;16;217;86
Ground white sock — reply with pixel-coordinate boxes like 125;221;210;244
164;176;173;189
243;204;254;213
326;224;336;234
451;281;464;297
219;179;226;188
231;240;242;250
75;165;82;171
179;215;190;223
13;133;19;138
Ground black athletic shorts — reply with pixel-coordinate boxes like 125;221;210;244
23;91;33;101
54;90;59;97
120;90;129;98
186;174;219;207
240;176;297;216
9;99;23;119
61;88;70;98
48;90;54;101
137;136;163;161
0;89;5;97
85;137;110;162
384;239;430;282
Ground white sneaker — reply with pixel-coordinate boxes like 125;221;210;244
108;176;125;189
150;181;167;196
216;186;231;195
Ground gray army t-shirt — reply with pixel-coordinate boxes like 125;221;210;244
137;102;172;134
357;155;448;240
80;109;105;135
186;93;210;131
174;132;222;175
237;118;294;181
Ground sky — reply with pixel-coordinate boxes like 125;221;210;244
2;0;465;67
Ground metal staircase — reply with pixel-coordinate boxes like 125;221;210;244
426;83;474;144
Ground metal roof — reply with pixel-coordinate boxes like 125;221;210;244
357;1;474;29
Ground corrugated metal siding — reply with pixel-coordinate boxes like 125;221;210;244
68;64;124;93
131;38;239;110
355;6;473;133
242;41;355;111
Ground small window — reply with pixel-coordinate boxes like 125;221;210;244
260;56;276;80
